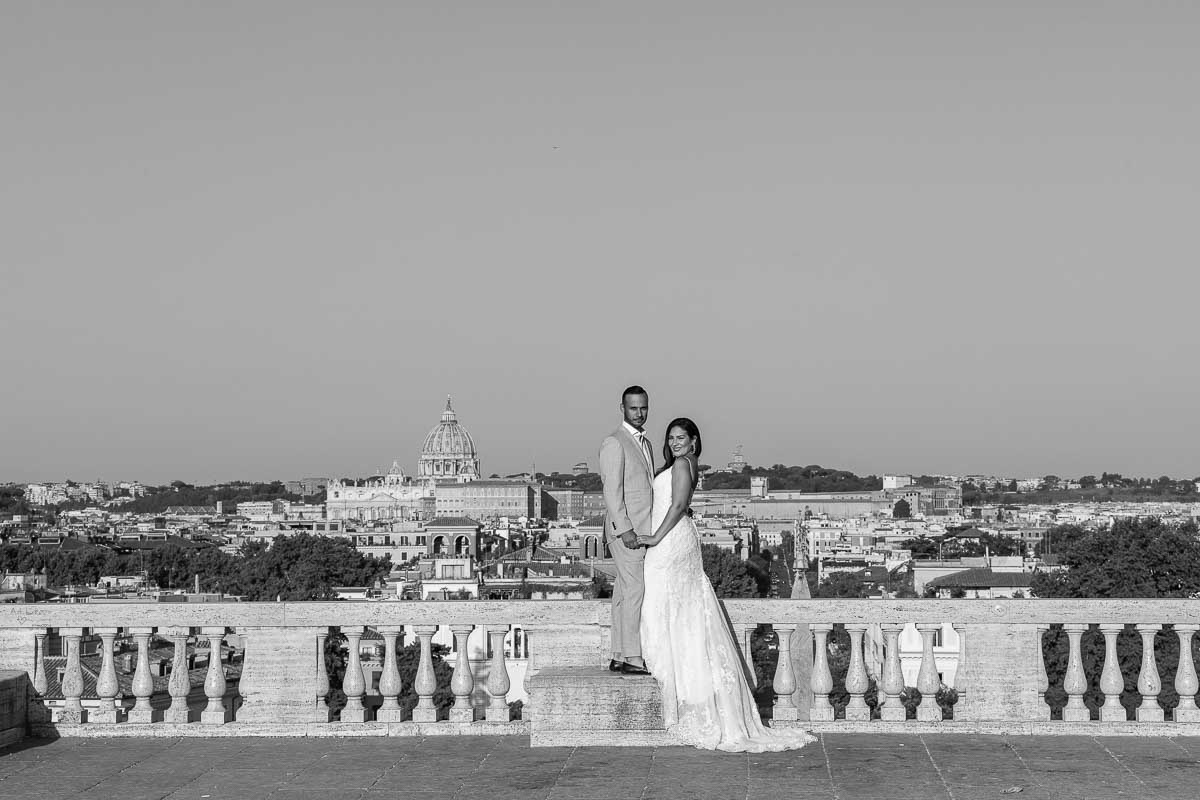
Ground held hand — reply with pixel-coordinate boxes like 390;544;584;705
636;533;659;547
619;531;639;549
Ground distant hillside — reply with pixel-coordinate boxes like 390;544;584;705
538;473;603;492
701;465;882;493
115;481;325;514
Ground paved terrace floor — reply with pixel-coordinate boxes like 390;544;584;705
3;734;1200;800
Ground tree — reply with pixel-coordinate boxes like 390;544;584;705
1032;518;1200;598
1007;480;1018;492
812;571;877;598
745;553;773;597
901;536;940;559
700;544;759;598
1034;524;1087;558
1100;472;1124;487
952;531;1023;558
700;464;883;493
1079;475;1098;489
1031;518;1200;720
236;533;391;600
778;531;796;569
0;485;30;515
892;499;911;519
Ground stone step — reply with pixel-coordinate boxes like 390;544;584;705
0;671;29;749
529;665;677;747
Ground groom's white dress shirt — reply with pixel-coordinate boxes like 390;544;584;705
623;421;653;467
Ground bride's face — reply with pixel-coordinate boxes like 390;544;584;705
667;426;695;458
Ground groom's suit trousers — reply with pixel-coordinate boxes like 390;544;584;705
608;534;646;659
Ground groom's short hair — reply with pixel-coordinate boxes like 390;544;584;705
622;385;648;403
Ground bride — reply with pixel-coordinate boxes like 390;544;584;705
637;417;815;752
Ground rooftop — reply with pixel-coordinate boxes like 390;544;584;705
425;517;483;528
2;733;1196;799
927;568;1036;589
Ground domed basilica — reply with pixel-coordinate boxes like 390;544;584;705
419;396;479;482
325;397;481;522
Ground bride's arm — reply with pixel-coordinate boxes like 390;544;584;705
637;458;695;546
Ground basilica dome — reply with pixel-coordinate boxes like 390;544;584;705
419;396;480;481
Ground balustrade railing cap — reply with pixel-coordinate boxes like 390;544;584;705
3;598;1200;629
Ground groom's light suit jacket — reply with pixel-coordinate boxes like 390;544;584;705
599;424;654;659
599;424;654;540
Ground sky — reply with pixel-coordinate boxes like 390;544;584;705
2;2;1198;485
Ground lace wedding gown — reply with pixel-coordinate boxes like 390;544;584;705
640;468;816;752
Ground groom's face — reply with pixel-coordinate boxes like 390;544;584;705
621;393;648;431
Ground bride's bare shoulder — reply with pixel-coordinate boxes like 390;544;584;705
672;455;698;485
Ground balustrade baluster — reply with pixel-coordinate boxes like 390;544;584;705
376;626;404;723
412;625;439;722
59;627;85;724
92;628;120;724
915;624;942;722
951;622;966;695
810;623;834;721
126;627;156;724
1173;624;1200;722
1062;623;1089;722
844;624;870;721
1034;623;1050;719
341;627;368;723
1135;623;1163;722
521;630;533;721
315;629;331;721
880;624;905;721
32;630;48;698
163;627;191;724
30;630;49;723
771;625;800;722
200;626;230;724
448;624;476;723
742;627;754;672
487;626;512;721
1098;623;1125;722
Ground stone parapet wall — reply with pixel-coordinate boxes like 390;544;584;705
4;599;1200;741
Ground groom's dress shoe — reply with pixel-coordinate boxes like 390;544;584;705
620;662;651;676
608;659;623;672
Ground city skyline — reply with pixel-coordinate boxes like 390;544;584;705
7;388;1199;489
3;3;1197;484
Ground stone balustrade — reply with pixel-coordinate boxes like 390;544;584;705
1;599;1199;739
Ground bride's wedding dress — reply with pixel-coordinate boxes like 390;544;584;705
640;468;816;752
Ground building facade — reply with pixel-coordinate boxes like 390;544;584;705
326;463;434;522
547;489;584;521
435;481;539;521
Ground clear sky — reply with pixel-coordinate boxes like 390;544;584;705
3;2;1197;485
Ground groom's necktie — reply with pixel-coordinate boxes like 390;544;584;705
635;431;652;468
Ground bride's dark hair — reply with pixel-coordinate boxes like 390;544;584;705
658;417;702;476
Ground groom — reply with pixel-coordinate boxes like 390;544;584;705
598;384;654;676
